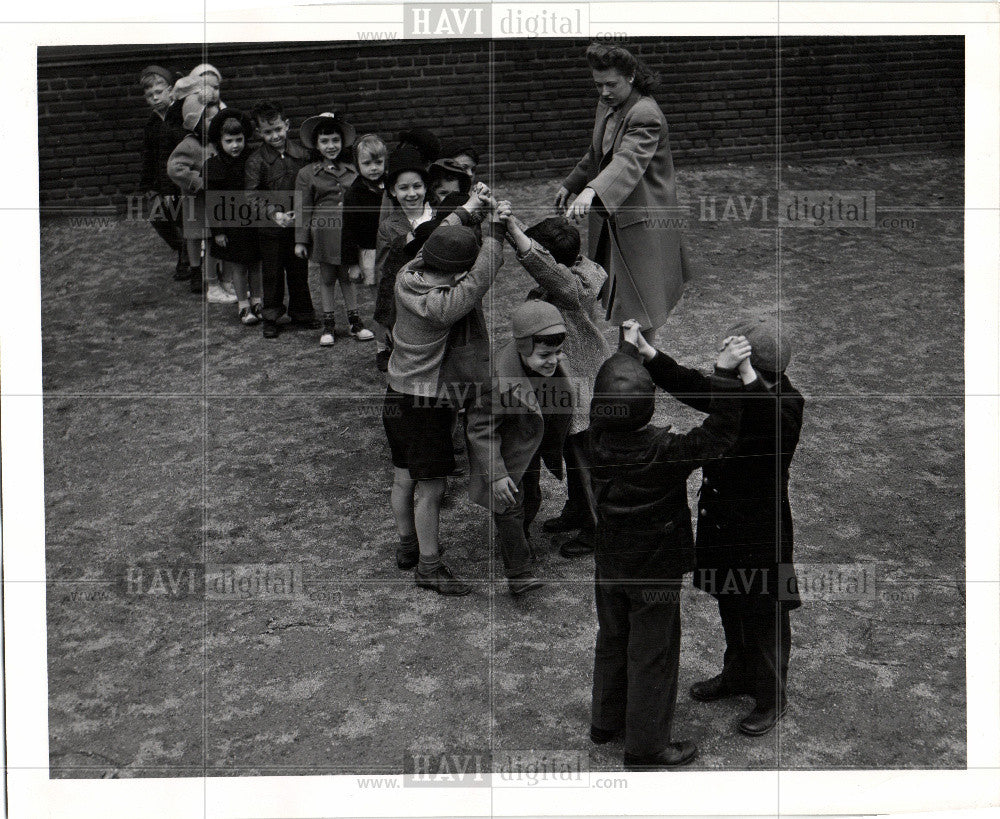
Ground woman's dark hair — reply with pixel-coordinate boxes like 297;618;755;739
585;42;659;95
524;217;581;267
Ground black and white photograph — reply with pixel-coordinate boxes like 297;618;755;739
2;1;999;817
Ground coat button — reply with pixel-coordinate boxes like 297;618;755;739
702;477;709;486
699;508;707;517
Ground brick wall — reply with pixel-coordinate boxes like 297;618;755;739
37;36;963;209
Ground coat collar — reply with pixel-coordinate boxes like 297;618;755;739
260;138;309;164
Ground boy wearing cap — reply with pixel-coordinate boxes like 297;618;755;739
626;318;805;738
382;201;501;596
245;101;317;338
502;211;611;559
583;330;753;770
138;65;188;279
465;296;574;595
294;112;374;345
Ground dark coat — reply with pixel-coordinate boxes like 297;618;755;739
466;340;572;510
204;151;259;265
140;108;186;195
581;345;744;581
644;351;805;608
341;175;383;265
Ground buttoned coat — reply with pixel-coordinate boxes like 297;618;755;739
643;351;805;608
562;90;693;332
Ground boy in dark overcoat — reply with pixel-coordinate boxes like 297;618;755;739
583;331;754;770
625;317;805;737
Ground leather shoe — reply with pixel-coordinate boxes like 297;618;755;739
559;532;594;558
738;703;787;736
590;725;620;745
690;673;744;702
415;564;472;596
396;543;419;570
623;741;698;771
542;512;586;534
507;572;544;596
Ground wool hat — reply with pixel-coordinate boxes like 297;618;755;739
725;316;793;373
420;225;479;274
190;63;222;81
589;346;656;432
300;112;357;151
207;107;253;150
512;300;566;341
139;65;173;86
385;144;429;190
397;127;441;163
182;96;206;131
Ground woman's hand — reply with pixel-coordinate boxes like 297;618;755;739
554;186;571;213
565;187;596;223
294;243;309;260
492;476;518;508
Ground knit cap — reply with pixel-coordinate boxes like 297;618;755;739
420;225;479;274
190;63;222;81
589;346;656;432
725;316;793;373
139;65;173;86
512;300;566;342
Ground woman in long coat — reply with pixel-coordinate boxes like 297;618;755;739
556;43;693;335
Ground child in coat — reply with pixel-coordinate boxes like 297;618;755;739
138;65;188;279
342;133;387;287
503;213;611;558
166;96;234;303
293;112;374;346
583;329;753;771
382;195;499;597
244;101;317;339
465;297;574;596
205;109;262;324
627;317;805;738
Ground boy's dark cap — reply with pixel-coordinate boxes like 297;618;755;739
420;225;479;274
140;65;173;86
207;108;253;149
386;144;429;188
726;316;792;373
590;346;655;432
397;127;441;163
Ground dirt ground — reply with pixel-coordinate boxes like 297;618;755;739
42;153;965;777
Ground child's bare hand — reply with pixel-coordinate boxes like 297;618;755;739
272;211;294;228
494;200;513;222
738;356;757;383
472;182;492;202
492;476;518;508
294;243;309;259
717;336;751;370
214;234;228;248
622;319;642;347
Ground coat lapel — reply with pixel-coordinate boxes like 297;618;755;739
598;90;643;168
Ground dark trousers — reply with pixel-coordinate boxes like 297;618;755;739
563;430;595;542
717;595;791;707
493;452;541;577
591;574;682;756
149;193;185;255
259;230;314;322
